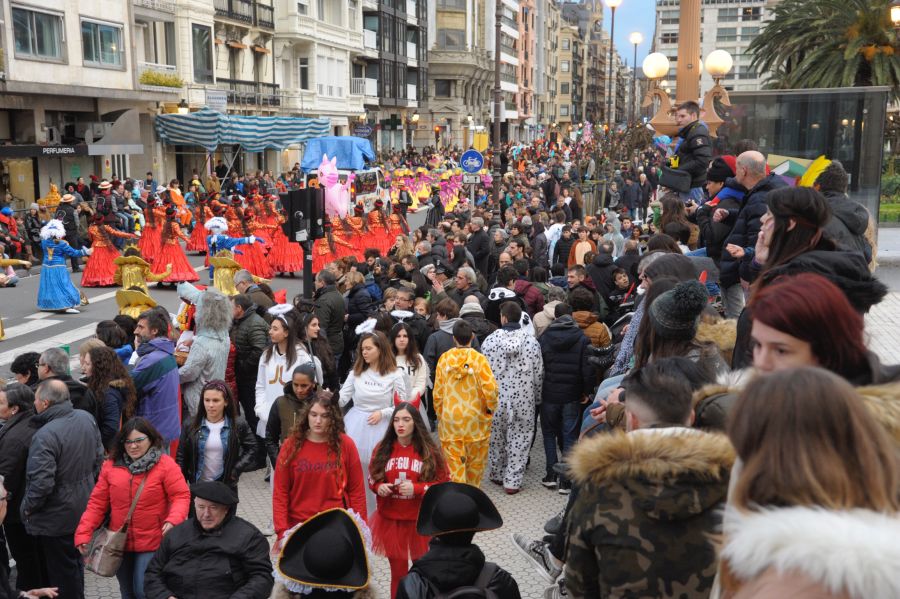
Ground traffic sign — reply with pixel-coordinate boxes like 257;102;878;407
460;149;484;173
353;124;373;137
462;174;480;184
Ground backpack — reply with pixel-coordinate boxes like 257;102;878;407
429;562;499;599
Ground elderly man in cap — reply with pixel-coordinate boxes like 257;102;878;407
144;481;273;599
397;482;521;598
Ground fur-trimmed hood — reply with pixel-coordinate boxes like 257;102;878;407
569;428;734;521
722;506;900;599
856;381;900;446
695;318;737;365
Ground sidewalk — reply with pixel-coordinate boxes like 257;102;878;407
878;226;900;265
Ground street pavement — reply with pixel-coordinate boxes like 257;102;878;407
2;222;898;598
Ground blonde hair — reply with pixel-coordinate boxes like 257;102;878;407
79;338;106;359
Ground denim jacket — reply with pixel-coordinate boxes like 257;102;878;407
195;417;232;482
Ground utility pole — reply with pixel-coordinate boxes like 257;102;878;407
492;0;502;205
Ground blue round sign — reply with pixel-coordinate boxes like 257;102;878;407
460;149;485;173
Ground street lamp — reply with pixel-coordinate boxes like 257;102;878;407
893;0;900;28
177;99;189;115
628;31;643;123
406;112;419;147
603;0;622;132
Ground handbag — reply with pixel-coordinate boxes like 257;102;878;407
659;166;692;194
84;475;149;577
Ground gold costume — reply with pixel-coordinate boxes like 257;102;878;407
114;255;172;294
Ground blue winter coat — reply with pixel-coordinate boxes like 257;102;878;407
131;337;182;442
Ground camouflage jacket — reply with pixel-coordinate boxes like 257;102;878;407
565;428;734;599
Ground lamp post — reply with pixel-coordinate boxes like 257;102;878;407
628;31;643;124
406;112;419;148
892;0;900;27
603;0;622;132
492;0;502;206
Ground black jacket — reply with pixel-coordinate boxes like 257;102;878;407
314;284;346;356
554;235;575;267
822;190;872;261
696;181;746;263
674;121;713;188
21;401;104;536
539;316;596;403
391;310;431;354
615;252;642;283
54;202;80;240
175;416;258;489
230;309;269;381
720;174;788;287
0;411;39;524
461;313;498;345
143;513;274;599
45;374;97;422
467;228;491;275
346;283;375;331
396;538;521;599
264;383;306;467
586;253;619;307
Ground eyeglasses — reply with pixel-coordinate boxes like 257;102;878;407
0;492;10;502
123;436;148;445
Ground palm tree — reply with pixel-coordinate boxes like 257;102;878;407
748;0;900;97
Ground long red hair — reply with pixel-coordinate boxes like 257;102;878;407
748;273;868;380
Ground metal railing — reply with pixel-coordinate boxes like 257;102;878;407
215;0;253;24
437;0;466;10
133;0;175;12
500;42;517;56
217;78;281;107
501;15;517;29
256;3;274;28
350;77;366;95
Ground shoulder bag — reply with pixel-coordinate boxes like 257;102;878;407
84;475;149;577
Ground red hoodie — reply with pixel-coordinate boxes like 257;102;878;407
368;441;449;521
273;434;367;538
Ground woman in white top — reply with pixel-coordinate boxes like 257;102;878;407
390;322;431;430
255;306;322;439
339;331;408;514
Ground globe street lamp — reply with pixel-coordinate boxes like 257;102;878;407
893;1;900;28
628;31;643;123
604;0;622;131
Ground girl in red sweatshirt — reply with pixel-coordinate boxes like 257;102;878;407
272;391;367;546
369;400;450;596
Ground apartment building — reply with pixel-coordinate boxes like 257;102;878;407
517;0;536;141
358;0;427;151
534;0;560;132
653;0;772;93
554;23;585;128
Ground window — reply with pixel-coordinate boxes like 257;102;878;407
718;8;738;22
717;28;737;42
660;9;678;25
298;57;309;89
297;0;308;15
191;24;213;83
434;79;452;97
560;60;569;72
560;82;570;95
12;6;64;60
741;27;759;41
561;38;570;50
315;55;346;96
437;28;465;49
81;20;123;67
560;105;569;116
742;7;761;21
660;32;678;44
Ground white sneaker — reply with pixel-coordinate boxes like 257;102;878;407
64;308;80;314
261;520;275;536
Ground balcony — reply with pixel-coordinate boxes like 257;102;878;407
350;77;365;95
256;3;274;29
501;15;518;30
137;61;182;92
407;83;417;102
500;42;517;56
364;29;378;50
406;42;417;60
406;0;417;18
365;78;378;96
133;0;175;12
217;78;281;107
437;0;466;10
215;0;253;24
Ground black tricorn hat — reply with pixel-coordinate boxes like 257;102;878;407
276;508;369;591
416;482;503;537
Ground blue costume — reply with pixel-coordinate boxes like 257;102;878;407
38;239;89;310
206;233;255;279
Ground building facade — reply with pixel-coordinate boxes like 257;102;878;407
554;23;585;129
652;0;770;94
534;0;560;133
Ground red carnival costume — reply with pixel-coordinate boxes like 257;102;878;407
187;200;213;252
367;200;392;254
151;209;198;283
138;205;165;258
267;208;304;275
81;217;139;287
233;210;274;279
346;206;374;258
389;204;411;238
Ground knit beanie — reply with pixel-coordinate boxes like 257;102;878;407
707;156;737;183
648;279;708;340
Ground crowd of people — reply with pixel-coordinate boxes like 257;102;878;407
1;99;898;599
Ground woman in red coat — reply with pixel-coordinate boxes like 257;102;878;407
272;390;367;550
75;417;190;599
151;207;198;284
369;400;449;597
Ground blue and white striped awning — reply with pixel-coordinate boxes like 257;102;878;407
155;107;331;152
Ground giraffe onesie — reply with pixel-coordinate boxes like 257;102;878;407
482;324;544;490
432;346;498;485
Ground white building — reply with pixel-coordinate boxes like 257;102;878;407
652;0;772;93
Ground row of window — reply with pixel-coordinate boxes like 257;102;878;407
660;26;758;45
12;5;124;68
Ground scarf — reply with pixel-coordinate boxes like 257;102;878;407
125;446;162;475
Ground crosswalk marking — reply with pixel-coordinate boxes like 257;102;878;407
2;320;64;341
0;323;100;369
25;312;56;320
